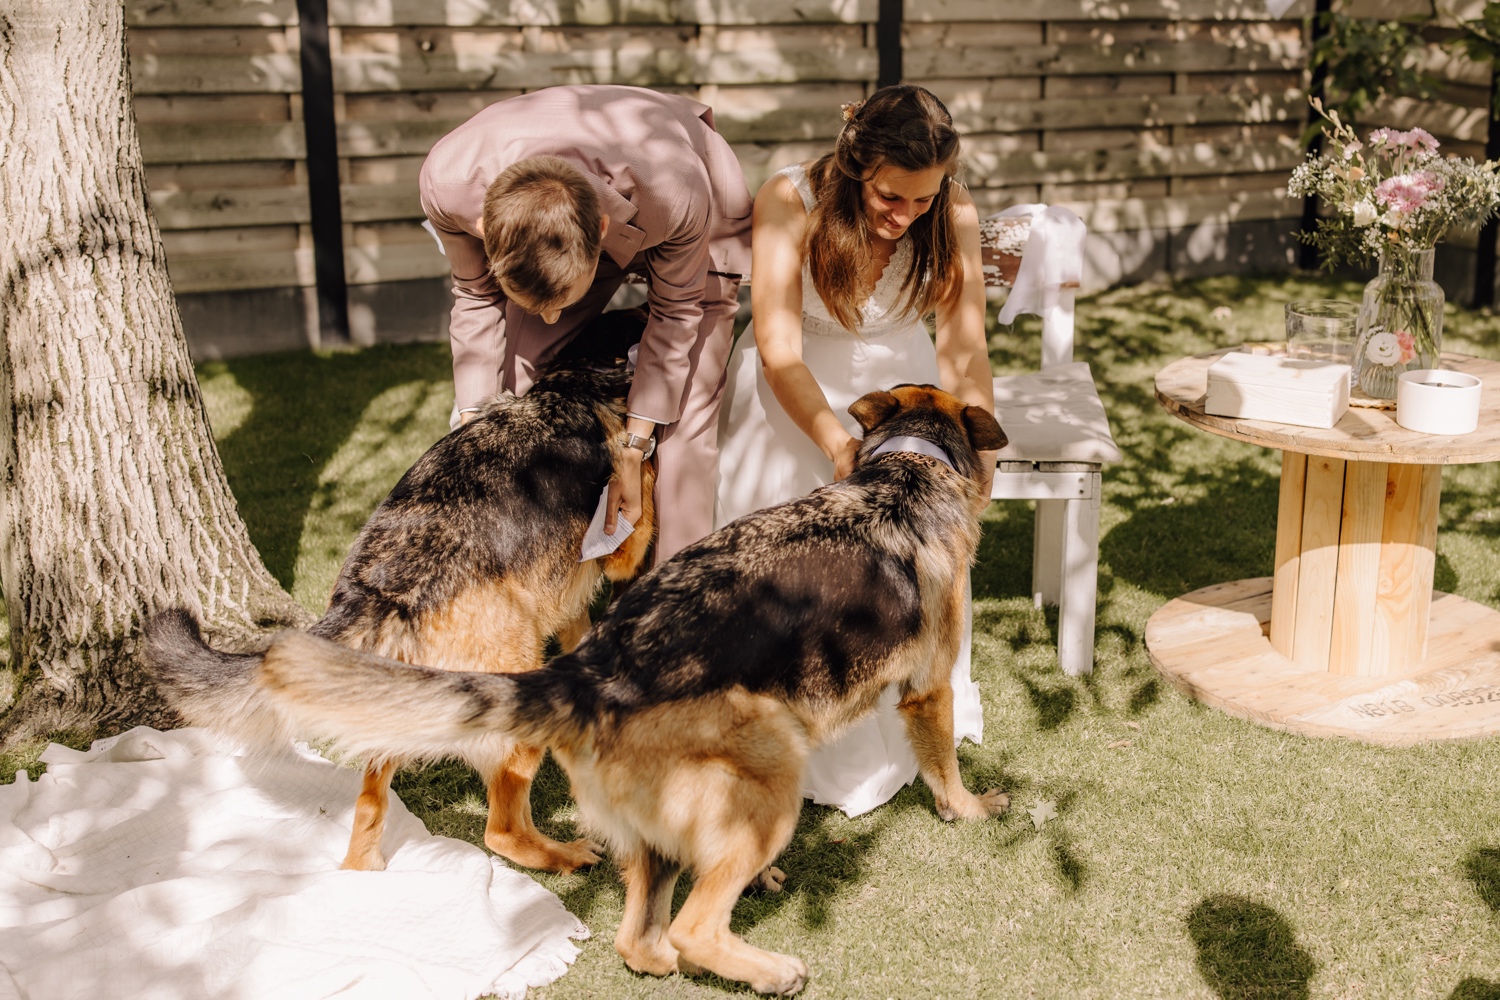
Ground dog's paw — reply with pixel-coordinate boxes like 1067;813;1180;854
749;953;808;996
615;931;679;977
744;865;787;895
553;837;605;873
978;787;1010;817
936;788;1010;822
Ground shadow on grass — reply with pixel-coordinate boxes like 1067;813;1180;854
1463;846;1500;913
1103;456;1280;600
1449;979;1500;1000
1187;895;1316;1000
205;343;453;592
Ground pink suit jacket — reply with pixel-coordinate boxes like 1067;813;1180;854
418;85;752;424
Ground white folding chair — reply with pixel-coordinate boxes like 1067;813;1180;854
979;206;1120;676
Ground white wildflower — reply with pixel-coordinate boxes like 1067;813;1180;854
1352;200;1378;227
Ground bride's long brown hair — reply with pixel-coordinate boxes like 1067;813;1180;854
805;85;963;331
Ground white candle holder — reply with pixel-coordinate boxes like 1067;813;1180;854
1395;369;1482;435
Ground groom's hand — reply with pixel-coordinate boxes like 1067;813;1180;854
605;416;656;533
605;454;642;534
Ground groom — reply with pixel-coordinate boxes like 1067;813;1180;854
419;85;752;561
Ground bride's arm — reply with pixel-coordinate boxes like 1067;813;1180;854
934;186;998;493
752;172;861;479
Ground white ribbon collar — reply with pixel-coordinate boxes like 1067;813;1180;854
868;435;956;471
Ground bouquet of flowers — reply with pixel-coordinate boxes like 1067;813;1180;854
1288;100;1500;397
1288;99;1500;269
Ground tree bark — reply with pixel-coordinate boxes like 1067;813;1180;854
0;0;311;742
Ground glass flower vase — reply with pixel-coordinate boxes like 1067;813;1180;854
1353;246;1444;400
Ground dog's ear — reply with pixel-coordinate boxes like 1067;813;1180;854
962;405;1007;452
849;391;901;433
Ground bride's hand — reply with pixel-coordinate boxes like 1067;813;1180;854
831;434;860;480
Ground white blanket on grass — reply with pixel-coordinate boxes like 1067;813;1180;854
0;727;587;1000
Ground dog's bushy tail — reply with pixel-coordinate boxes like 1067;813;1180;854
146;609;535;761
144;608;294;746
253;629;528;762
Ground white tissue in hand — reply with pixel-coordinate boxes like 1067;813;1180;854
580;486;633;561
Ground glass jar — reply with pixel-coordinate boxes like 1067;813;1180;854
1353;246;1444;400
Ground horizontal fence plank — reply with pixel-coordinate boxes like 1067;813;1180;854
138;121;306;162
918;89;1305;133
333;47;875;90
342;182;422;223
128;26;296;53
336;83;864;155
964;137;1304;187
129;53;303;93
326;0;877;26
1364;96;1492;145
902;39;1304;78
905;0;1314;20
167;249;316;291
148;161;298;189
971;189;1299;232
127;0;299;27
151;185;311;228
346;222;448;283
132;92;293;123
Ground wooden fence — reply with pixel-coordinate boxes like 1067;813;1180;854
123;0;1497;357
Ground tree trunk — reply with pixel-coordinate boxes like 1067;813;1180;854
0;0;311;742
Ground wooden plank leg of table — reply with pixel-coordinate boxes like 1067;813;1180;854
1374;463;1441;674
1290;455;1345;670
1269;451;1306;660
1330;460;1388;677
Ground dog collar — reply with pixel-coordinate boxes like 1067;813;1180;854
868;435;956;471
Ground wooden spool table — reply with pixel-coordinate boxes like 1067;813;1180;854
1148;349;1500;745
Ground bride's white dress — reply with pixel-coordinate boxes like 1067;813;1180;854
714;163;983;818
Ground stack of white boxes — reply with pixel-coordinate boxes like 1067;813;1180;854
1204;353;1351;429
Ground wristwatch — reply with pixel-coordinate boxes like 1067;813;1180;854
621;432;656;461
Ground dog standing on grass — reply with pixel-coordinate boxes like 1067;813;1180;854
158;314;655;875
147;384;1009;996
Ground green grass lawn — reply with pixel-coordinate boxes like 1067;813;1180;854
10;274;1500;998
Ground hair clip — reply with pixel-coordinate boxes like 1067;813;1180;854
840;101;862;122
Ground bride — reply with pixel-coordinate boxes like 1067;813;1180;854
716;85;998;817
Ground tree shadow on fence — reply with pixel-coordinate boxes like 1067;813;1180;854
1187;894;1316;1000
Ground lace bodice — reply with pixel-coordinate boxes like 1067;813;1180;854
780;164;922;340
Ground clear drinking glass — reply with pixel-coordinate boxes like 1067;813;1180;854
1286;300;1358;387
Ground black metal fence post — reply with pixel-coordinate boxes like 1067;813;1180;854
877;0;902;89
295;0;350;344
1298;0;1334;272
1474;64;1500;309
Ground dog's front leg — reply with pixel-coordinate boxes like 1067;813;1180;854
898;683;1008;821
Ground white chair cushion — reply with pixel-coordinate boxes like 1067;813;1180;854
993;363;1121;464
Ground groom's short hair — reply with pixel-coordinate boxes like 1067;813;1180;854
482;156;602;308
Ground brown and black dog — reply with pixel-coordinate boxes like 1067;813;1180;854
155;313;655;875
146;384;1008;996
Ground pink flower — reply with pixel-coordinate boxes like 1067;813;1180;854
1394;329;1417;364
1404;127;1439;152
1375;171;1444;216
1368;127;1400;146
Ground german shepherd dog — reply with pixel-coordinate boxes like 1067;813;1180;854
162;310;656;875
146;384;1008;996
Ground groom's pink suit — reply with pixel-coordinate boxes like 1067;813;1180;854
419;85;752;560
